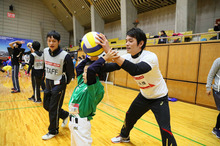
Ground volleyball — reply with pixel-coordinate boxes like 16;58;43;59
81;32;103;57
27;42;32;48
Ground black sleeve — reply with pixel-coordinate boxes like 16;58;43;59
100;63;121;72
64;54;74;84
214;25;220;31
121;60;152;76
87;57;106;85
27;54;34;74
76;57;90;77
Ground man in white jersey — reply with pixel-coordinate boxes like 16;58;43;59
42;30;74;140
97;28;177;146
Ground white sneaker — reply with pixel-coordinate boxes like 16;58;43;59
111;135;130;143
61;117;68;127
42;133;56;140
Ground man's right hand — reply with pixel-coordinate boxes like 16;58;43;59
96;33;111;53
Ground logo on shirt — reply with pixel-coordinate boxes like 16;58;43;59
133;75;155;89
45;61;60;67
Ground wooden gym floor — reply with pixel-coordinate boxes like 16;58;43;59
0;71;219;146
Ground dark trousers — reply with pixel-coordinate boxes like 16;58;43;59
120;93;177;146
43;80;69;134
12;65;20;91
31;74;42;101
213;89;220;110
41;75;46;90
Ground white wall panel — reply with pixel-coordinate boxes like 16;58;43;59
105;4;176;38
195;0;220;33
0;0;69;49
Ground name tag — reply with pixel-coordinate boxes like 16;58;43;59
54;80;60;85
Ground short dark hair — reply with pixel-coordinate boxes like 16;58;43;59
16;43;22;48
46;30;60;41
161;30;166;35
126;28;147;50
32;41;41;51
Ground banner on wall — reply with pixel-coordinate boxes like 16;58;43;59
0;36;33;60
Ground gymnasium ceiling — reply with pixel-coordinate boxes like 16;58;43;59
42;0;176;32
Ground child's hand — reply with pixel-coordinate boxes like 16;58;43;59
103;49;120;62
96;33;111;53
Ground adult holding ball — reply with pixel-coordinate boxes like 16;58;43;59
27;42;32;48
27;42;35;53
81;32;104;57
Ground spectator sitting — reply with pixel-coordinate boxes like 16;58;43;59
210;20;220;40
158;30;167;44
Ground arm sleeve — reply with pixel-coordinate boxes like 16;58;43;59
27;54;34;74
76;57;90;77
206;59;220;91
87;57;106;85
121;60;152;76
64;54;74;84
214;25;219;31
100;62;121;72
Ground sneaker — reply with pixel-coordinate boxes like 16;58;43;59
61;117;68;127
34;99;42;103
11;90;20;93
212;127;220;138
111;135;130;143
28;97;35;101
11;88;15;90
42;133;56;140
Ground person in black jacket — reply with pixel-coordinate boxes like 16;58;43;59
9;40;24;93
158;30;167;44
27;41;44;103
210;21;220;40
42;30;74;140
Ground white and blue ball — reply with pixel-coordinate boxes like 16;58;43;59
81;32;103;57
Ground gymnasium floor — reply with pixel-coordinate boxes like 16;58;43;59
0;71;219;146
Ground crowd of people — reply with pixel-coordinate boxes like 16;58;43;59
0;26;219;146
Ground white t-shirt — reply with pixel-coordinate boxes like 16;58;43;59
24;54;30;63
122;50;168;99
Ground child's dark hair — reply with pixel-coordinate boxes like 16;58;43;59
126;28;147;50
32;41;41;51
46;30;60;41
16;43;22;48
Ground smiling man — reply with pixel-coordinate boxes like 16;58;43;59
42;30;74;140
97;28;177;146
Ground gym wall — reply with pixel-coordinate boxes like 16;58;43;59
0;0;69;49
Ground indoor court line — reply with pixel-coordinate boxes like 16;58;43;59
99;102;206;146
0;100;206;146
0;99;27;103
